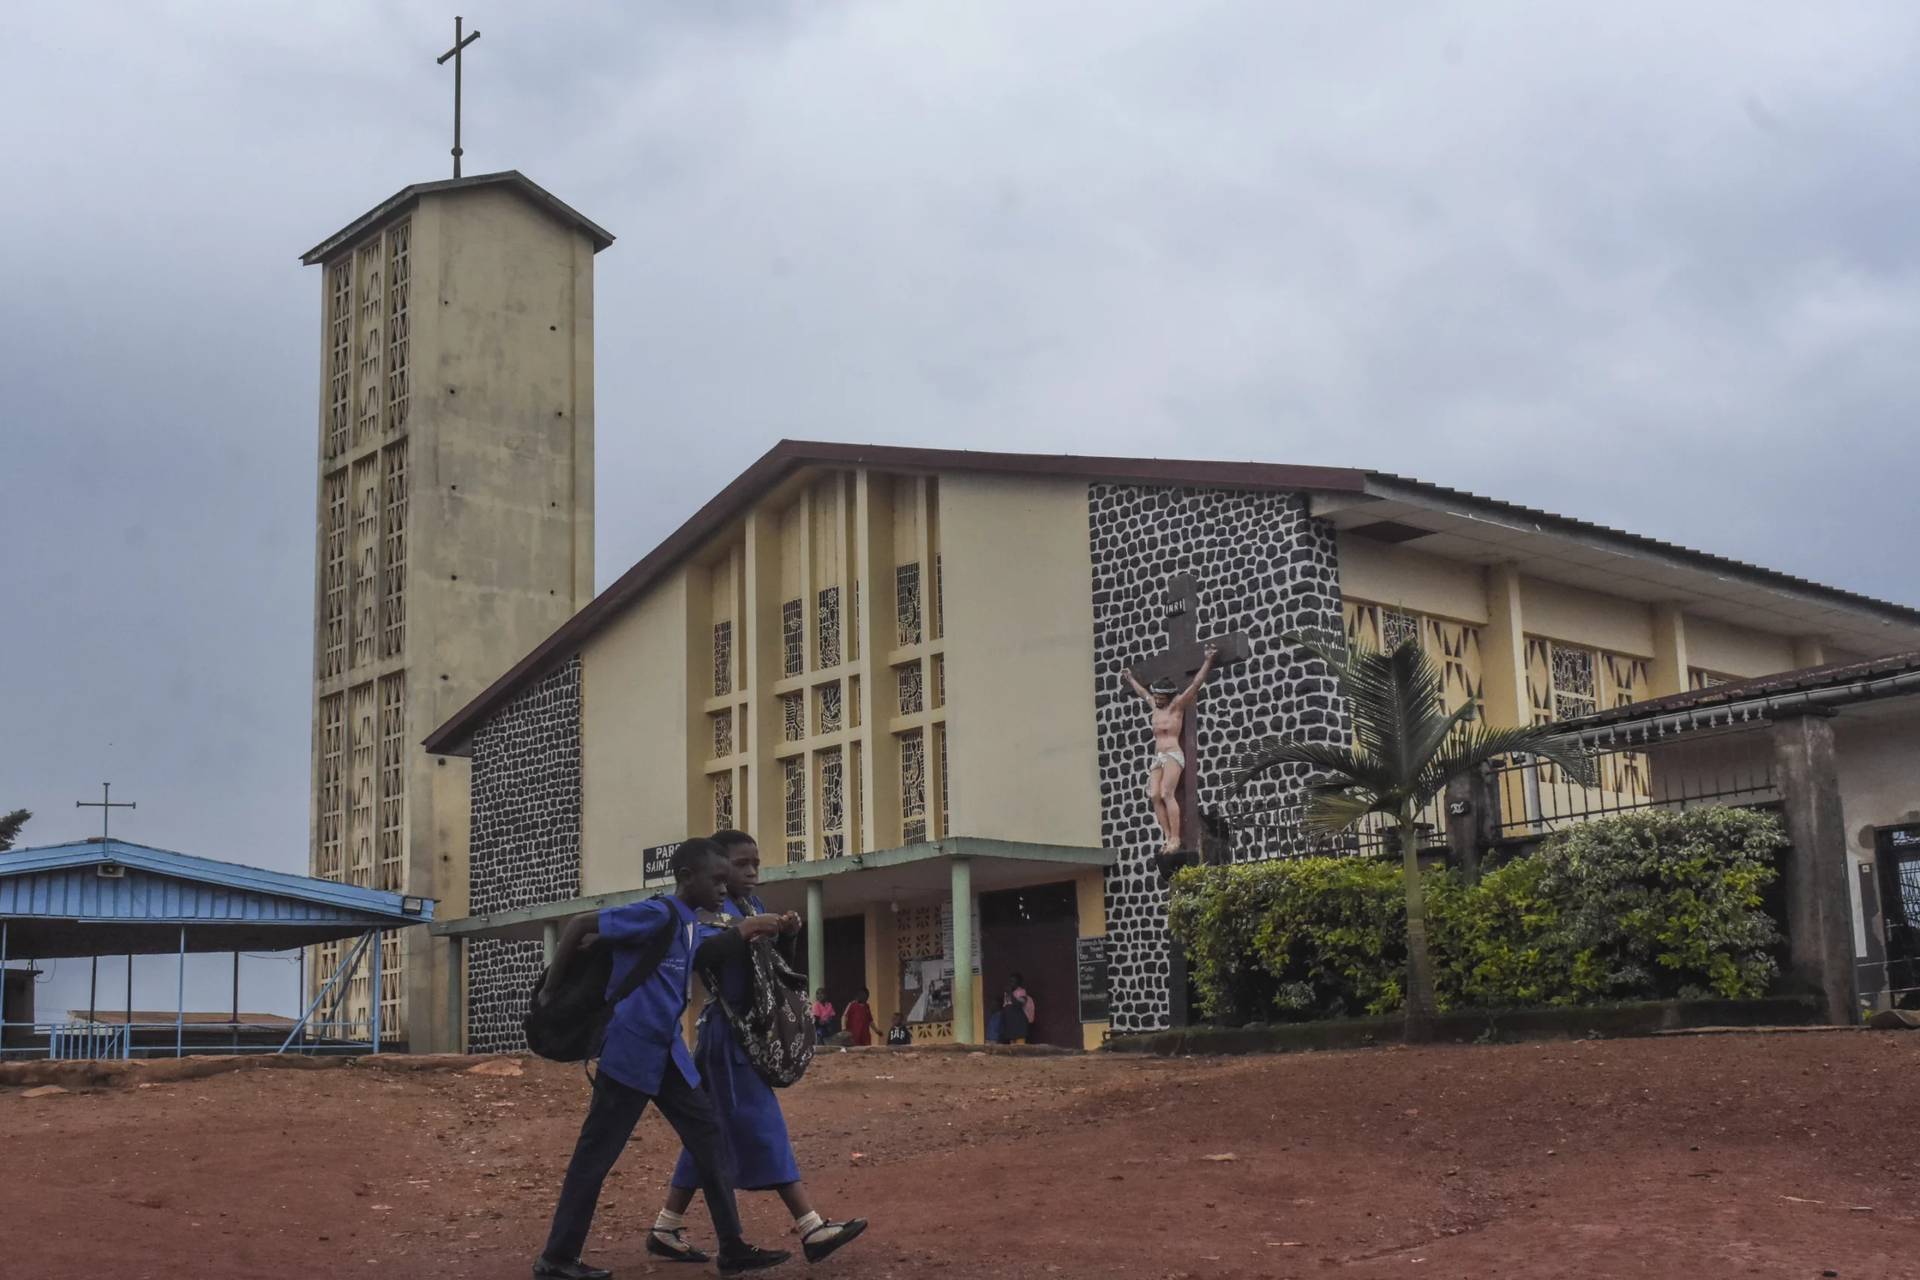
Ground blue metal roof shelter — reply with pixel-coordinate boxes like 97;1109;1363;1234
0;838;435;1060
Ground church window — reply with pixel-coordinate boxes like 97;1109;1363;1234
376;674;405;892
932;654;945;708
896;563;922;647
932;554;944;640
384;219;411;433
712;621;733;696
712;710;733;759
320;471;349;678
783;757;807;862
900;730;927;845
349;456;380;670
819;748;845;859
816;683;842;734
317;694;345;880
378;931;401;1041
1550;645;1597;720
347;681;377;887
817;586;841;669
1382;608;1419;652
354;241;384;448
780;692;804;742
379;441;408;660
782;599;804;676
324;262;352;460
896;662;924;716
847;580;861;661
848;675;862;728
935;723;950;838
712;772;734;832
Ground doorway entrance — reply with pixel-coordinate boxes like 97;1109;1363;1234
820;914;868;1017
979;881;1079;1049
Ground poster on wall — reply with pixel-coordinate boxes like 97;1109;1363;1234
642;841;681;886
903;958;954;1023
938;901;983;972
1077;936;1112;1023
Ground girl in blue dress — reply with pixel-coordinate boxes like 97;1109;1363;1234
649;830;868;1266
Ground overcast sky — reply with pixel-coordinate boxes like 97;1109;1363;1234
5;2;1919;1012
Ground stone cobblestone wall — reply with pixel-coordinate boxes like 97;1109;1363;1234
466;657;583;1052
1088;485;1344;1033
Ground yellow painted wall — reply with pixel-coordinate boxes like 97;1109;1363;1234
1337;535;1490;625
1686;616;1798;679
578;569;694;894
1074;867;1109;1050
1517;575;1654;657
940;474;1103;846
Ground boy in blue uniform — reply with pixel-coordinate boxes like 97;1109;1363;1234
534;837;791;1279
649;830;868;1266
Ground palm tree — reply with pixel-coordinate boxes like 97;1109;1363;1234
1233;630;1594;1042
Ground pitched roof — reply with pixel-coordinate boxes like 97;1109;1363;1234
421;440;1920;755
298;170;615;265
0;839;433;956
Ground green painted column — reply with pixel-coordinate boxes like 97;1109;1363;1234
951;857;975;1044
806;881;826;996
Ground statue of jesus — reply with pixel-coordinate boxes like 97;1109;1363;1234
1123;644;1218;853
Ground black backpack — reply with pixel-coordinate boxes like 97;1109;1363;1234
522;897;676;1063
698;936;815;1088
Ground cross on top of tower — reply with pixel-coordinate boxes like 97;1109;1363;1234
75;781;136;846
436;16;483;178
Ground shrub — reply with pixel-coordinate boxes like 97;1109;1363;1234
1169;806;1787;1021
1529;806;1784;1001
1170;857;1410;1022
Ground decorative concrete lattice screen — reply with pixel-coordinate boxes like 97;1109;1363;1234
1087;483;1344;1034
466;658;583;1052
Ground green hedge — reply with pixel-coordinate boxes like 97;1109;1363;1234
1168;807;1786;1023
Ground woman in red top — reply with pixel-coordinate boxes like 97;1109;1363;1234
843;988;874;1046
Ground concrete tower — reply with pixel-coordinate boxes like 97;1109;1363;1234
300;172;609;1051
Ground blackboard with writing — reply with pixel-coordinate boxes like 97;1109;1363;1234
1077;935;1112;1023
642;841;681;885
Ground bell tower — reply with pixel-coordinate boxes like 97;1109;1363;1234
300;172;610;1051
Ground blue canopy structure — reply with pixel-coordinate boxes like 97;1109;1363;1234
0;838;435;1060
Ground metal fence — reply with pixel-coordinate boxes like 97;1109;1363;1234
1209;794;1447;862
1488;729;1779;839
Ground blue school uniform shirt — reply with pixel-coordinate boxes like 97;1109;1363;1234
596;895;702;1094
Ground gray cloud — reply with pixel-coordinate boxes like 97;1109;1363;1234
4;2;1918;1011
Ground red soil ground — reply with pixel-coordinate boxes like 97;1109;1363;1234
3;1032;1915;1279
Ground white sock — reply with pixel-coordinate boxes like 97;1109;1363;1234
654;1208;687;1234
795;1210;827;1238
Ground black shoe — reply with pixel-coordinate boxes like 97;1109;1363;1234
532;1257;611;1280
802;1218;868;1264
647;1227;710;1264
717;1243;792;1274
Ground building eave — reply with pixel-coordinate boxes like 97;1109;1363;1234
297;169;616;266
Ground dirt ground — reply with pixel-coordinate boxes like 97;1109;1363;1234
3;1032;1915;1279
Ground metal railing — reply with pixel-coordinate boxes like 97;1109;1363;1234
1489;732;1778;839
1210;794;1447;862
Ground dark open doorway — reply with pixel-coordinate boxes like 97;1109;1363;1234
820;914;868;1015
980;881;1080;1049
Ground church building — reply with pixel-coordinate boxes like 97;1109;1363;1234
421;441;1920;1048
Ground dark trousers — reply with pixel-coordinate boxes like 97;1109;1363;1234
542;1066;743;1263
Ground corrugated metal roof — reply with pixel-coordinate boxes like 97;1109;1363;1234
0;840;432;956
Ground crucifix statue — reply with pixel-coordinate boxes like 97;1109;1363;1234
437;16;483;179
1121;574;1250;882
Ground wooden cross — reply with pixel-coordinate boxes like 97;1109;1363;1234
1127;574;1250;873
437;16;483;179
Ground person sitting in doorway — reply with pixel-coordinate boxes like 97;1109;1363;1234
651;829;867;1267
844;987;875;1046
811;988;837;1040
886;1012;912;1047
997;985;1030;1046
1010;972;1036;1041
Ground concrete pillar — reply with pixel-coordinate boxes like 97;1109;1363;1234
1769;710;1856;1024
1480;564;1530;728
805;881;826;995
1444;767;1498;884
950;857;975;1044
1649;604;1690;697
